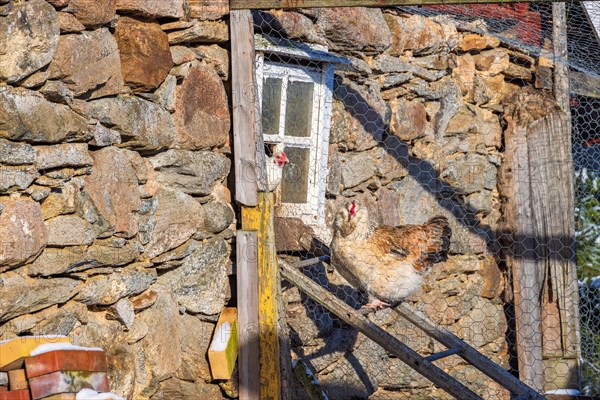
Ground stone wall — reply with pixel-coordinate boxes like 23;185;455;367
0;1;551;398
0;0;233;398
257;7;549;399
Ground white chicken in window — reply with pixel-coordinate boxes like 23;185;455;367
265;143;289;192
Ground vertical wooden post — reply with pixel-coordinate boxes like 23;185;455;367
242;192;281;400
544;3;582;391
231;9;265;399
502;87;581;392
502;116;545;392
553;3;570;114
231;9;258;207
237;231;260;400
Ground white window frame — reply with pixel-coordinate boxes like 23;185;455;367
255;53;334;227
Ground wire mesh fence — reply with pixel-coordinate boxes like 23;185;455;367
252;2;600;398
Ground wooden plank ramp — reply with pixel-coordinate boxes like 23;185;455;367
279;257;547;400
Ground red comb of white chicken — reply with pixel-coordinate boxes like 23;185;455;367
331;200;451;310
265;143;289;192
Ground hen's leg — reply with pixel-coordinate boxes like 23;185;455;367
361;298;391;310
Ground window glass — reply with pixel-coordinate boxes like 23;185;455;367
281;147;310;203
262;77;282;136
284;80;314;138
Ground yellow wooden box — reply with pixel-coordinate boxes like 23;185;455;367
0;336;71;371
208;307;238;380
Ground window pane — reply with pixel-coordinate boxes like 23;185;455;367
284;80;314;138
282;147;310;204
262;77;282;136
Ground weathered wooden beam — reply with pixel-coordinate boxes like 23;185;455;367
501;89;553;393
236;231;260;400
553;2;570;113
547;10;581;387
231;9;258;207
242;193;281;400
501;87;580;393
570;70;600;99
279;258;483;400
230;0;573;10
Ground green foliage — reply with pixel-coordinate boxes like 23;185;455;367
575;168;600;395
579;280;600;396
575;169;600;280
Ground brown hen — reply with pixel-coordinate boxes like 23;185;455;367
330;201;451;309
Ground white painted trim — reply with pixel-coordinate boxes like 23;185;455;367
255;34;350;65
255;55;336;232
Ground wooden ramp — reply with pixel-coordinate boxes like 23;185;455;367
279;257;547;400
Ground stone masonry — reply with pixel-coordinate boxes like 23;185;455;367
0;0;232;398
0;2;551;399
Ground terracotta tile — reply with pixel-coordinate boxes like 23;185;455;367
25;351;107;379
29;371;109;400
0;389;31;400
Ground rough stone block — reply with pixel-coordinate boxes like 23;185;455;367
34;144;93;170
167;21;228;44
115;16;172;92
172;64;230;150
0;86;89;143
25;350;108;379
116;0;184;18
29;371;109;399
189;0;228;20
46;215;96;246
315;7;391;53
68;0;115;28
47;29;123;99
0;0;59;83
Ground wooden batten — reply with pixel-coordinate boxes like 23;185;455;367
242;192;281;400
236;231;260;400
231;9;258;207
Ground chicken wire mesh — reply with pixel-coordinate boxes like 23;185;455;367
251;2;600;398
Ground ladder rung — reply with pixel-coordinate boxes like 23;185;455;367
425;347;462;362
291;256;330;269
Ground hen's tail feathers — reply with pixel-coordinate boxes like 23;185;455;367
424;216;452;263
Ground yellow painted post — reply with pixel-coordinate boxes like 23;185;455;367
242;191;281;400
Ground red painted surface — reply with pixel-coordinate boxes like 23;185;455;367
0;389;30;400
25;351;108;379
29;371;109;400
425;4;543;45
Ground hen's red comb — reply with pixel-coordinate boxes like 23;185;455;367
349;200;358;217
